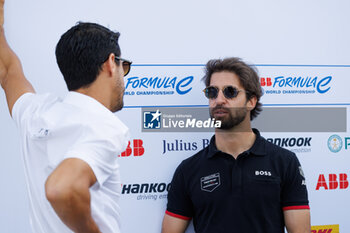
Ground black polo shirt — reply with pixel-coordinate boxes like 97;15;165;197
166;129;309;233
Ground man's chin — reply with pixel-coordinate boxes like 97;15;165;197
213;115;228;123
112;101;124;113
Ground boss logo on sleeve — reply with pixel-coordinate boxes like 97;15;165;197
200;173;221;192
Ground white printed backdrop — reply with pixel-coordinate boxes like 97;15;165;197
0;0;349;232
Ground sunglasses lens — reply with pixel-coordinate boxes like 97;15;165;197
204;86;241;99
122;62;131;76
223;86;239;98
205;87;218;99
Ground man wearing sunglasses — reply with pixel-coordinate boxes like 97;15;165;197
0;1;132;232
162;58;310;233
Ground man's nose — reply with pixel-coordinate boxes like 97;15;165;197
215;90;227;105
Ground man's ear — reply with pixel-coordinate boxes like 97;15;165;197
102;53;116;77
246;95;257;111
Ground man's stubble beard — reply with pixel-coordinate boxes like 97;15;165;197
210;106;248;130
112;86;125;113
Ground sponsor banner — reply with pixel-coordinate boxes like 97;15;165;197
311;224;339;233
118;139;145;157
124;65;205;106
124;65;350;106
162;138;210;154
327;134;350;153
121;183;170;201
266;137;312;153
260;75;332;96
258;66;349;104
316;173;349;190
116;136;212;157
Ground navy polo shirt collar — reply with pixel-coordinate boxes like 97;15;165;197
207;128;267;158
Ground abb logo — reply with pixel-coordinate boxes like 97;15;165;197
260;77;272;87
118;139;145;157
316;173;349;190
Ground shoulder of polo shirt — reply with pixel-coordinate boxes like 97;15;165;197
179;144;211;168
206;135;220;159
248;128;267;157
262;134;298;161
206;130;268;158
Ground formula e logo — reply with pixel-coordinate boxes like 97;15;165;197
328;135;343;153
200;173;221;192
143;110;162;129
260;75;332;95
125;76;194;96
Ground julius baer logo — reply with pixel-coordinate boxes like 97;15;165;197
124;75;194;96
260;75;332;94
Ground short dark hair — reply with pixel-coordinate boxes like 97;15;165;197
55;22;121;91
202;57;262;120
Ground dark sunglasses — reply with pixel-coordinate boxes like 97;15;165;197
203;86;247;99
115;56;132;77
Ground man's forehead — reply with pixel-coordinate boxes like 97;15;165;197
210;71;242;86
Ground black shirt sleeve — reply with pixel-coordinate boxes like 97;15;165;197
281;153;310;210
166;162;194;220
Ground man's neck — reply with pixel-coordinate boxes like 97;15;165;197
215;126;256;159
75;81;112;112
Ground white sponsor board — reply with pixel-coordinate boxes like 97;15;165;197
1;0;350;233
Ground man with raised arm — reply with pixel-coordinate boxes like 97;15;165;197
0;1;132;232
162;57;311;233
